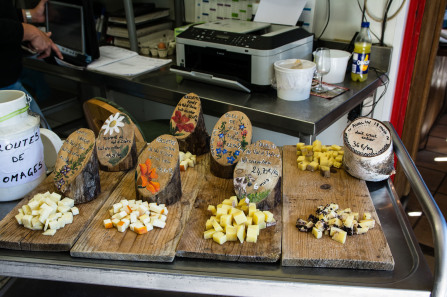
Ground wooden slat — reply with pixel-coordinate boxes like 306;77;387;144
281;145;394;270
0;143;146;252
70;153;203;262
176;154;282;263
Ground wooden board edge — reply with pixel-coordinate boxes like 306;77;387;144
70;250;175;262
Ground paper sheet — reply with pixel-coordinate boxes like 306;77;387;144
254;0;306;26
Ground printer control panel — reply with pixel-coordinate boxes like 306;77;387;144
181;28;262;48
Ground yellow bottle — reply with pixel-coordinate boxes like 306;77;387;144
351;22;372;82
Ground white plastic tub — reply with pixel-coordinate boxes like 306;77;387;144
322;50;351;84
274;59;316;101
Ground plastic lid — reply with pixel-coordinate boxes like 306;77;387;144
361;22;370;28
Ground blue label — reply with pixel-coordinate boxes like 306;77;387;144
352;53;370;74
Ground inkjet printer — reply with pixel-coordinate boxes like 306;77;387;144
170;19;313;93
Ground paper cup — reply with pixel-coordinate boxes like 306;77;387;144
274;59;316;101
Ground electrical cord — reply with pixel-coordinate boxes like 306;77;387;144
317;0;330;40
365;0;407;22
381;0;394;46
356;0;381;42
362;67;390;117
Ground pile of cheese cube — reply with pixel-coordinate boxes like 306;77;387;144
296;140;344;177
296;203;375;244
103;198;168;235
179;151;197;171
15;191;78;236
204;196;276;245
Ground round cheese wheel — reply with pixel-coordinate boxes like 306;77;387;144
343;117;395;181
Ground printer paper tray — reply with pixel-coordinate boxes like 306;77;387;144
170;65;251;93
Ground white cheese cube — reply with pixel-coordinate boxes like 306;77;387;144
129;223;136;232
120;199;129;207
59;197;75;208
152;218;166;228
130;213;138;224
49;220;61;230
57;218;66;229
31;217;43;230
149;204;164;214
44;197;58;209
22;215;33;229
116;211;128;220
111;218;120;227
71;207;79;216
48;213;62;221
185;151;192;159
49;192;62;202
42;229;57;236
15;213;24;225
31;210;40;216
137;205;148;216
22;205;32;215
57;205;71;214
112;203;122;214
179;151;186;162
61;212;73;224
143;222;154;231
28;199;41;210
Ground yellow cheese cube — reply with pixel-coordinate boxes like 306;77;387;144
335;155;343;162
222;199;233;206
319;156;329;167
207;205;217;215
355;224;369;235
240;204;249;214
253;211;266;225
359;219;375;229
296;142;305;150
233;210;247;225
249;224;260;236
312;139;322;147
296;150;302;156
213;231;227;245
330;226;344;237
205;219;214;230
333;161;342;168
237;198;249;207
229;207;240;215
331;144;342;151
203;229;216;239
245;216;253;227
212;219;224;232
263;211;274;223
248;203;257;217
331;229;347;244
237;225;245;243
298;161;309;171
220;214;232;227
312;227;322;239
328;218;342;227
297;155;305;162
229;196;238;206
216;207;228;218
343;214;355;228
246;225;258;243
226;225;237;241
258;221;266;230
306;161;319;172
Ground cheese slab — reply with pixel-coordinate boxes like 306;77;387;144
282;145;394;270
343;117;395;181
233;140;282;210
170;93;210;155
210;111;252;179
96;112;137;171
53;128;100;204
136;134;181;205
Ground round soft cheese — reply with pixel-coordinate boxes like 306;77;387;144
343;117;395;181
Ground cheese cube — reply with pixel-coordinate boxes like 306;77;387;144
207;205;217;215
42;229;57;236
229;196;238;206
22;214;33;228
179;151;186;162
187;159;195;168
116;220;129;232
104;219;113;229
149;203;165;214
49;220;61;230
143;222;154;231
363;212;372;220
237;225;245;243
220;214;232;227
22;204;32;215
263;211;274;223
312;227;322;239
116;210;128;220
211;219;223;232
359;219;375;229
213;231;227;245
185;151;192;159
330;226;344;237
296;156;305;163
28;199;41;210
328;218;342;227
233;210;247;225
331;229;347;244
49;192;62;202
248;203;257;217
343;214;355;228
225;225;237;241
306;161;319;172
152;218;166;228
246;225;258;243
245;216;253;227
203;229;216;239
355;224;369;235
59;197;74;208
70;207;79;216
31;217;43;230
15;213;24;225
253;211;266;225
111;218;120;227
228;207;239;215
134;224;148;235
180;160;188;171
205;219;214;230
298;161;309;171
57;205;71;214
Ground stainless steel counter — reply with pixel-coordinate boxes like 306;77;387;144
23;58;385;143
0;179;433;296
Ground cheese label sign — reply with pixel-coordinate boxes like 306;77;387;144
343;117;391;157
54;128;95;192
0;126;45;187
96;112;134;167
233;140;282;202
170;93;201;139
210;111;252;166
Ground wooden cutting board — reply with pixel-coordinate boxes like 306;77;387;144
0;143;146;252
281;145;394;270
176;154;282;262
70;153;204;262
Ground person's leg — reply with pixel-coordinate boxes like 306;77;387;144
0;81;50;129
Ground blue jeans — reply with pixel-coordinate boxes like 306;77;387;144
0;81;50;129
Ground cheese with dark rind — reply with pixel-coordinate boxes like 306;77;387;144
343;117;395;181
